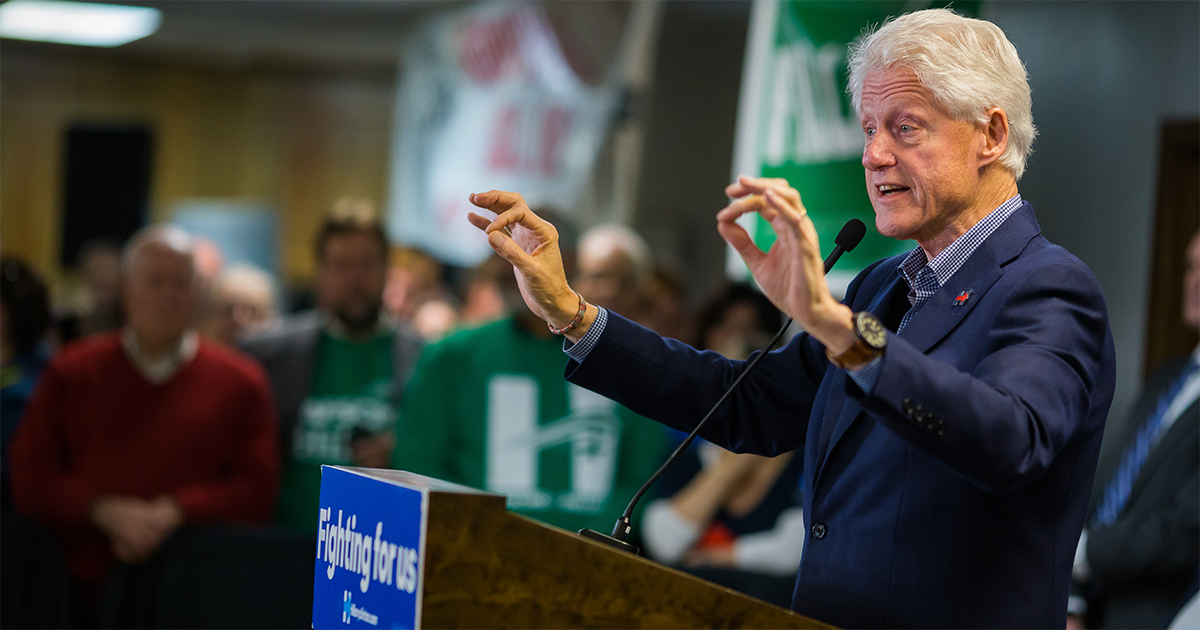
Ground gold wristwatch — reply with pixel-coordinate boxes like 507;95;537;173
827;311;887;370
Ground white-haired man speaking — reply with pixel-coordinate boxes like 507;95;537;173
466;8;1115;629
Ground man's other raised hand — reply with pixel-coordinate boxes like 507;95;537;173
717;176;855;354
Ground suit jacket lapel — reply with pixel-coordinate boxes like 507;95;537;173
897;244;1001;353
815;202;1043;484
815;272;908;481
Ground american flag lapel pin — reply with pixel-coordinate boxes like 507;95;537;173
953;289;973;307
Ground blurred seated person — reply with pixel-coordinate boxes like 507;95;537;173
642;283;803;607
200;264;279;346
55;239;123;343
240;200;422;534
459;255;511;327
694;282;783;360
410;298;459;342
641;265;690;341
646;443;804;601
1;257;52;508
8;226;279;620
575;224;651;323
394;214;667;534
384;246;459;340
1069;231;1200;629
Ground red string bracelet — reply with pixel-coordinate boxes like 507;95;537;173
548;291;587;335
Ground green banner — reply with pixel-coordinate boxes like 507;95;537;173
730;0;979;295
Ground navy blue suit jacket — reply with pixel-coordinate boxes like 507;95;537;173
566;203;1116;628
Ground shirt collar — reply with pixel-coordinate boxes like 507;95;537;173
122;328;199;384
899;194;1023;290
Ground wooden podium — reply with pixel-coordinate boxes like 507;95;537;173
367;469;831;629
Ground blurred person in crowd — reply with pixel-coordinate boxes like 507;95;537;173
1;257;52;508
192;236;226;289
56;239;124;342
459;254;513;326
240;200;422;534
384;246;459;340
1069;231;1200;629
9;225;279;621
694;282;781;359
199;264;280;345
393;212;668;535
384;246;444;321
575;224;651;321
641;265;690;342
643;283;803;607
410;298;459;341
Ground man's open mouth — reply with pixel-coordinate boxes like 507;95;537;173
878;184;910;197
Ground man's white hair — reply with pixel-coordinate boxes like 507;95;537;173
847;8;1037;179
121;224;196;276
579;224;651;281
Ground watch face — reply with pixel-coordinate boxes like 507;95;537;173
855;312;887;349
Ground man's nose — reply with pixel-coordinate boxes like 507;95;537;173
863;136;896;171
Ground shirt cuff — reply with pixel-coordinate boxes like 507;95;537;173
563;306;608;363
846;355;884;393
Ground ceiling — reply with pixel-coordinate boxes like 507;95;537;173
1;1;736;79
3;0;469;76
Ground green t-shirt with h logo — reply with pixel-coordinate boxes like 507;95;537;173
393;317;668;534
277;331;395;532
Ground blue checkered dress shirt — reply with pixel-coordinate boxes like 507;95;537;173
847;194;1023;391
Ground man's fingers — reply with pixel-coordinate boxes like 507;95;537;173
485;229;537;270
486;206;543;234
739;176;803;208
764;189;806;234
716;195;779;224
467;212;492;232
725;174;789;198
716;215;766;270
468;190;528;214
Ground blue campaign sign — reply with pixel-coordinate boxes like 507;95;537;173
312;466;428;630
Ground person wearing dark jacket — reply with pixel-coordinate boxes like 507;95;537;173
241;201;422;534
1070;232;1200;629
463;9;1116;628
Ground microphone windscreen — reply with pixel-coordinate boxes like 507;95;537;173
835;219;867;252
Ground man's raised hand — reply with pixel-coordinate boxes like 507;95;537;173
716;176;854;352
467;190;585;335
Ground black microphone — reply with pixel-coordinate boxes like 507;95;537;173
578;218;867;555
825;218;867;274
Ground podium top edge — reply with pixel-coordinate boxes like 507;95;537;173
322;465;506;497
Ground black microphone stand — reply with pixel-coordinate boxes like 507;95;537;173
578;219;867;555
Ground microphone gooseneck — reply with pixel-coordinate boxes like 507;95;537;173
578;218;867;554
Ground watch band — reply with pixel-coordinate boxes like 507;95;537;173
827;311;885;370
826;338;878;370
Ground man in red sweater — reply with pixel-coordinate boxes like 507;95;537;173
9;225;279;616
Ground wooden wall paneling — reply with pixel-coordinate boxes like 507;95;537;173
0;46;396;290
1;51;72;285
278;74;395;282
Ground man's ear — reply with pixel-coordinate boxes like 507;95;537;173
979;107;1009;167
